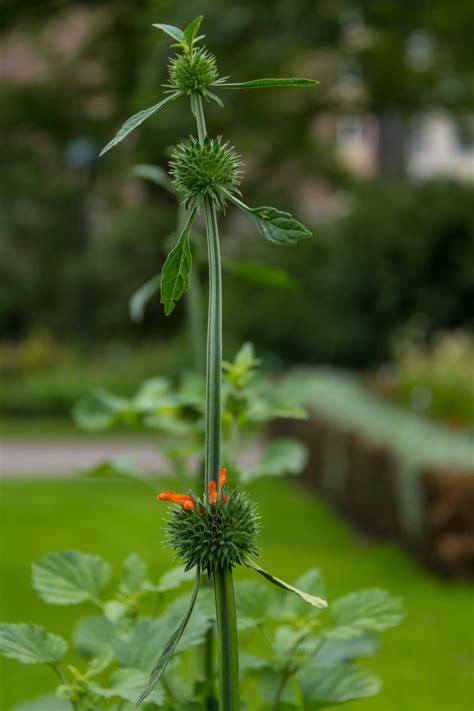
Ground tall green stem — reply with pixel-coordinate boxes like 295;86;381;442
194;94;240;710
214;566;239;709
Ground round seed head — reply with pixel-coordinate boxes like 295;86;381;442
164;488;260;575
168;48;219;95
170;136;243;210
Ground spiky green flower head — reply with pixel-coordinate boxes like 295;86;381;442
167;47;219;96
163;487;260;576
170;136;242;210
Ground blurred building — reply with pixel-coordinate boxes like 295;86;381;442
324;111;474;182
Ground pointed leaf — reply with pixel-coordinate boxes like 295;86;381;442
246;560;327;609
152;23;187;45
132;164;175;193
183;16;204;46
221;78;318;90
328;588;405;640
0;623;68;665
100;93;179;156
137;568;200;705
245;205;312;246
32;550;111;605
160;208;196;315
299;663;382;704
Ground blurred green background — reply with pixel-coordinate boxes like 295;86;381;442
1;1;473;709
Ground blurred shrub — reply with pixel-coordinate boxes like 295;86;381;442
0;340;186;418
387;329;474;428
223;179;474;366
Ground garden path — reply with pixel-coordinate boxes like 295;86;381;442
0;438;263;478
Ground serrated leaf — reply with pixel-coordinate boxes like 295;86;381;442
152;23;187;45
235;579;274;630
100;93;180;156
246;560;327;609
313;634;379;666
246;205;312;246
328;589;405;640
119;553;149;595
132;164;175;193
299;664;382;704
160;208;196;315
12;695;71;711
183;16;203;46
155;565;195;593
129;273;162;322
73;615;115;658
114;619;170;672
91;668;165;706
137;568;200;705
241;438;308;483
221;78;318;89
0;623;68;665
32;550;111;605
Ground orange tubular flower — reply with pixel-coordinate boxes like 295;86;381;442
219;468;227;488
208;480;219;505
157;491;195;510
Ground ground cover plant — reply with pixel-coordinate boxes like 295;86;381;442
0;16;405;710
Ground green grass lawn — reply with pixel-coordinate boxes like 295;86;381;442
0;477;472;710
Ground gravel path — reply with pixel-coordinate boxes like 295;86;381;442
0;439;169;478
0;438;264;478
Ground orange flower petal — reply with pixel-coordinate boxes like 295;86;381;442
208;480;218;505
219;468;227;488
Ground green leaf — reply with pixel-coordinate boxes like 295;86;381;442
313;634;379;666
129;273;162;322
100;93;180;156
223;258;297;289
244;205;312;246
245;560;327;609
183;16;204;46
160;207;196;315
328;589;406;640
72;389;132;431
132;164;175;193
32;550;111;605
91;668;165;706
240;438;308;483
235;579;275;630
119;553;149;595
240;653;272;673
114;619;165;671
12;695;71;711
137;568;200;705
73;615;115;658
276;569;327;620
298;664;382;705
220;78;318;89
78;456;145;483
0;623;68;665
152;22;187;45
155;565;195;593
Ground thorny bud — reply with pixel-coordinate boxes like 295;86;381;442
167;48;219;96
170;136;242;210
157;471;260;575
